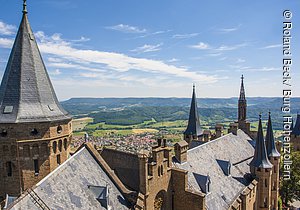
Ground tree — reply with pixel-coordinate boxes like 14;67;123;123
280;151;300;205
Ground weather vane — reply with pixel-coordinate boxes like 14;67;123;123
23;0;27;14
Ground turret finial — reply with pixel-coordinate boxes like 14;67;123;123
241;74;244;81
23;0;28;14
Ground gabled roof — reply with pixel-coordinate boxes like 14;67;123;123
184;85;202;136
239;75;246;101
292;114;300;136
8;144;136;209
0;5;71;123
266;112;280;157
173;129;255;210
250;115;273;169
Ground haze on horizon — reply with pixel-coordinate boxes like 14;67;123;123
0;0;299;100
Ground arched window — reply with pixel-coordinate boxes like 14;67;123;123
158;166;161;177
58;140;62;152
11;145;17;156
63;138;68;151
57;126;62;134
30;128;38;136
6;161;12;177
23;145;30;157
53;141;57;154
41;143;49;156
3;145;9;155
32;144;39;156
1;129;7;137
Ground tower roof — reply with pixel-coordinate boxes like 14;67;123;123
292;114;300;136
250;115;273;169
266;112;280;157
239;75;246;101
0;3;71;123
184;84;202;136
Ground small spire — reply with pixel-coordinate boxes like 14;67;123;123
250;114;273;169
266;112;280;157
241;74;244;81
23;0;28;14
193;83;195;91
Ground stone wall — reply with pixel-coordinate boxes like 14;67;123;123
100;148;140;191
0;119;72;199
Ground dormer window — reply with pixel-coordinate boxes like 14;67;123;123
3;106;13;114
206;175;211;193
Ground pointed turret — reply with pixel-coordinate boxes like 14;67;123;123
250;115;273;169
266;112;280;157
184;84;202;137
292;113;300;136
0;1;71;123
239;75;246;101
238;75;246;122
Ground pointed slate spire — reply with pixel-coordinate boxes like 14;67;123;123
239;75;246;101
266;112;280;157
250;114;273;169
0;1;71;123
292;113;300;136
184;84;202;136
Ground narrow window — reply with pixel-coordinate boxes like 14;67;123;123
63;139;68;150
34;159;39;176
57;154;61;165
53;141;57;154
265;179;268;187
158;166;161;177
6;161;12;177
58;140;62;152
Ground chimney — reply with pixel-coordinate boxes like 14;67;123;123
157;138;162;147
215;124;223;138
228;123;238;135
174;141;189;163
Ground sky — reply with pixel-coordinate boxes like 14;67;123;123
0;0;299;100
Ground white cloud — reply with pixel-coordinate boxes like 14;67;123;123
260;44;281;49
34;32;217;83
106;24;147;33
214;43;248;51
190;42;210;50
167;58;179;62
0;38;14;48
172;33;199;39
236;58;246;63
131;43;162;53
50;69;62;75
217;25;241;33
206;53;222;57
0;21;16;35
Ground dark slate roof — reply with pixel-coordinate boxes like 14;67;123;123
0;10;71;123
266;112;280;157
292;114;300;136
239;75;246;101
173;130;255;210
184;85;202;136
250;115;273;169
8;145;132;210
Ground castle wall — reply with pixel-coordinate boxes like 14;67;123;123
100;148;140;191
0;119;72;199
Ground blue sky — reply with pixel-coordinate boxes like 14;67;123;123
0;0;299;100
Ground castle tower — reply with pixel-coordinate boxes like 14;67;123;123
250;115;273;210
265;112;280;210
0;1;72;199
291;113;300;151
183;84;202;145
238;75;250;134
